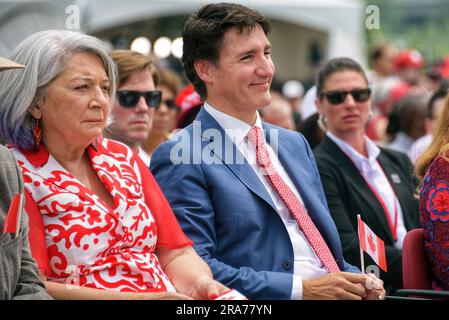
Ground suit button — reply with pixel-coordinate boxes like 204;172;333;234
282;261;292;270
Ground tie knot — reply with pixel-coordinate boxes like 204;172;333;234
247;126;263;147
247;126;272;170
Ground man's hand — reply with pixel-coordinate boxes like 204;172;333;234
303;272;369;300
303;272;386;300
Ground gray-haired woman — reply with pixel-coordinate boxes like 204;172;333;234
0;30;228;300
0;56;51;300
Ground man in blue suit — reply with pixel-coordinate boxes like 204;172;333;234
151;2;385;300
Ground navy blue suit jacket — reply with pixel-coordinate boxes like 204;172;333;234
150;108;359;299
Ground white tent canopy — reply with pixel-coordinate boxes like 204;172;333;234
0;0;366;79
0;0;365;59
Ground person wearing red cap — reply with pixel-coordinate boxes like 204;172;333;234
174;84;203;129
394;49;424;88
367;49;427;145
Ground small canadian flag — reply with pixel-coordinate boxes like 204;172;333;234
357;215;387;272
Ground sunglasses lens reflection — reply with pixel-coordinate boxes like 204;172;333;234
118;91;162;108
324;89;371;105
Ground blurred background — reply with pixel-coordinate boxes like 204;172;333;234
1;0;448;85
1;0;449;133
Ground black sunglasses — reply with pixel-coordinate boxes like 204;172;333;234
159;99;179;110
320;88;371;105
117;90;162;108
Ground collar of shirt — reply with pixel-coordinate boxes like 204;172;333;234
203;102;264;147
389;132;414;153
18;137;107;169
138;147;151;167
326;131;380;175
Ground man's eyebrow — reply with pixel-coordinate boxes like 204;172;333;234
239;44;272;56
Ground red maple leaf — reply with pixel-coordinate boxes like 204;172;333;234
368;233;377;253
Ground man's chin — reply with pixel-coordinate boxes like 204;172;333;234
128;132;149;144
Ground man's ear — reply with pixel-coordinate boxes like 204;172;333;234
194;59;214;84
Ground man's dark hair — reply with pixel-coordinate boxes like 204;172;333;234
316;57;368;97
427;81;449;119
369;43;392;63
181;2;271;99
387;94;428;137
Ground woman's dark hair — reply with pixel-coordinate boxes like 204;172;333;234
181;2;271;99
316;57;368;97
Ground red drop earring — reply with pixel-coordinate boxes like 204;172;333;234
33;119;41;148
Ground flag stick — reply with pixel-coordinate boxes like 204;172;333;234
16;193;24;238
357;214;365;274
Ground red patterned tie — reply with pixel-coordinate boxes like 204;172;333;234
247;126;340;273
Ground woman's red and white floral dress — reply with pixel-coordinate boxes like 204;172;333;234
12;138;192;292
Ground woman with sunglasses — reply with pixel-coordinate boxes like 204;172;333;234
142;68;181;160
313;57;419;294
0;30;228;300
104;50;163;166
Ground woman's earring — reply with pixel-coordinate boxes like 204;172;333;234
33;118;42;148
368;110;374;120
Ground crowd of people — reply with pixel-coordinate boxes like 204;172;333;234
0;2;448;300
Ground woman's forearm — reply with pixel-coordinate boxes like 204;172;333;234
157;246;227;299
45;281;190;300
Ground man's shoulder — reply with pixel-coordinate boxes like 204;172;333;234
154;125;196;153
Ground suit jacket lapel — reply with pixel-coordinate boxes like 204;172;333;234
320;137;394;243
195;108;277;212
377;152;414;230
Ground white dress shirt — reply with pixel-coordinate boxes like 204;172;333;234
138;147;151;167
204;102;328;300
408;134;432;165
327;131;407;249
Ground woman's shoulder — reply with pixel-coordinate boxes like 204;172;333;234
425;155;449;177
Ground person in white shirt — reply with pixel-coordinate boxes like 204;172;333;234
408;83;448;164
387;93;428;155
151;3;385;300
314;57;420;294
104;50;160;167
